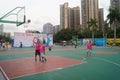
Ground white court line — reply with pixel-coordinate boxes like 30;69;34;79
9;56;87;79
0;66;9;80
93;57;120;68
11;62;84;79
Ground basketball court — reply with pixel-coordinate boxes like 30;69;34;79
0;46;120;80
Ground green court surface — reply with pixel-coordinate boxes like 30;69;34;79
0;46;120;80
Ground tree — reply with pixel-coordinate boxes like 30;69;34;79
94;31;103;38
106;7;120;45
53;29;78;43
0;35;11;42
87;18;98;41
82;28;91;38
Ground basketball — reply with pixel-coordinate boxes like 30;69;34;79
27;19;31;23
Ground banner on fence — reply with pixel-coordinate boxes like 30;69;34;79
94;38;106;46
14;32;53;47
107;38;120;46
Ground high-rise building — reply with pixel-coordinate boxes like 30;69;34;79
110;0;120;10
99;8;104;32
110;0;120;29
43;23;54;34
73;6;80;30
81;0;99;29
60;2;80;30
60;2;69;30
53;25;60;34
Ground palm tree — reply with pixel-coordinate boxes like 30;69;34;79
88;18;98;42
106;7;120;45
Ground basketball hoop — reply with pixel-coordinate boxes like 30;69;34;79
24;19;31;28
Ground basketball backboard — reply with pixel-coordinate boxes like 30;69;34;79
0;7;26;26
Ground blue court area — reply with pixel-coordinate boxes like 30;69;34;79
0;45;120;80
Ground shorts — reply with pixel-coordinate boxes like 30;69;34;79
35;50;40;56
86;50;92;53
41;53;45;57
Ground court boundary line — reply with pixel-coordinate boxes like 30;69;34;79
93;57;120;68
0;46;85;54
0;66;9;80
10;57;85;79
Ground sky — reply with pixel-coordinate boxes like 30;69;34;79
0;0;110;35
